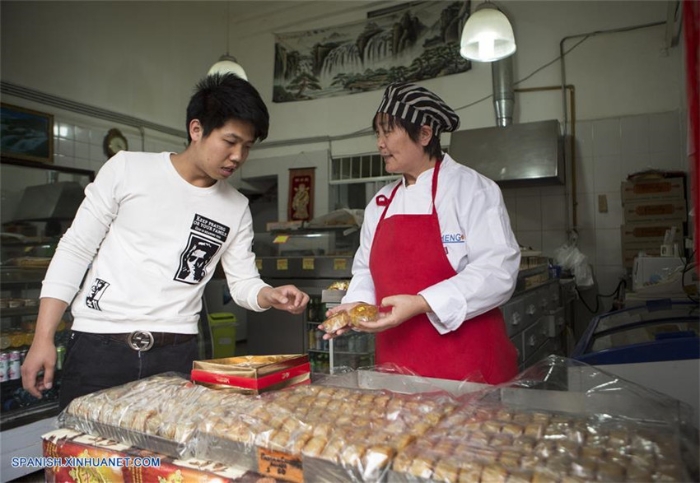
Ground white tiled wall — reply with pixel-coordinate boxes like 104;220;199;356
51;117;185;175
503;110;688;304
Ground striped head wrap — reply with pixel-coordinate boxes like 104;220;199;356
375;83;460;136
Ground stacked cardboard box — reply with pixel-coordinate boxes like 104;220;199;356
620;176;687;268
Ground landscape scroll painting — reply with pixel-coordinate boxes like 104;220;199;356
273;1;471;103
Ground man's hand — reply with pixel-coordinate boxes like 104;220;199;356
21;338;57;399
258;285;309;314
21;297;67;399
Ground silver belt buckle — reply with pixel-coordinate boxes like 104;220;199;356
127;331;154;351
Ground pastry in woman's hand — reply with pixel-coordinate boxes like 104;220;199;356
320;303;380;333
320;311;352;333
348;303;379;323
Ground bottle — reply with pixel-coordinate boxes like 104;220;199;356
0;352;9;382
8;351;21;380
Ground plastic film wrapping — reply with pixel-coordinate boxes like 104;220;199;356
59;373;251;459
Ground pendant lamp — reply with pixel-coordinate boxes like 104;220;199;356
460;2;516;62
208;2;248;80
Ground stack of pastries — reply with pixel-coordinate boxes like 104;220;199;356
390;404;688;482
64;374;249;446
63;375;689;482
198;384;459;480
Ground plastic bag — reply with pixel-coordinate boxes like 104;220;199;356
554;242;594;288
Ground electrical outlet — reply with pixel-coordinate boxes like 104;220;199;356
598;194;608;213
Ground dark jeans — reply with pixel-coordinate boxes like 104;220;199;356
58;331;198;410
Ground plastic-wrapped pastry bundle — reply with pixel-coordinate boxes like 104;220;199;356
390;404;690;482
320;303;380;333
327;280;349;291
194;383;459;480
61;373;252;456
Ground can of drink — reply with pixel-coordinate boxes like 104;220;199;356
8;350;21;380
56;345;66;371
0;352;9;382
20;349;28;365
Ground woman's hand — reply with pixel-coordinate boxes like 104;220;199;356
321;302;361;339
355;294;431;333
258;285;309;314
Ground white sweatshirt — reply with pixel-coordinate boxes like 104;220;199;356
41;151;269;334
343;154;521;334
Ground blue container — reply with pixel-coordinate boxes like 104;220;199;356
571;299;699;365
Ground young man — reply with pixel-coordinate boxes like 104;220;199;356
21;74;309;409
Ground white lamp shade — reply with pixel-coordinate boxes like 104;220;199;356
208;55;248;81
460;7;516;62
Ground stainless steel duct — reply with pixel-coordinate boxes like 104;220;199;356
491;56;514;127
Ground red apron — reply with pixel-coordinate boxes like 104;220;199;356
369;161;518;383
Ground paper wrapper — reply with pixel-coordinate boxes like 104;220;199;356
191;354;310;395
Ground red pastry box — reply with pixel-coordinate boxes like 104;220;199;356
191;354;310;395
42;428;279;482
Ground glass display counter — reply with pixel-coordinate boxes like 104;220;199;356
249;225;374;375
0;158;94;480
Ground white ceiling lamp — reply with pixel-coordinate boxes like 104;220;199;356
460;2;516;62
208;2;248;80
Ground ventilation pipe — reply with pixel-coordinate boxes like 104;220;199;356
491;55;514;127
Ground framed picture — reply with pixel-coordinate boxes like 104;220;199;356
288;168;315;222
0;103;54;164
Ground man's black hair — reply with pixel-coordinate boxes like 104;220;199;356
373;114;443;160
186;73;269;143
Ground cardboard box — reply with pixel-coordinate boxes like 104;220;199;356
623;198;688;223
620;221;684;245
621;177;685;203
42;428;263;482
266;220;304;231
191;354;310;395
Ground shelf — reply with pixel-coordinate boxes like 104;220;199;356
0;400;60;431
308;349;373;356
1;307;39;317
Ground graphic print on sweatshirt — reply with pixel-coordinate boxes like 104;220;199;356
85;278;110;311
174;214;229;284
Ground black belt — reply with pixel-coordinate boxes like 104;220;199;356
95;331;196;351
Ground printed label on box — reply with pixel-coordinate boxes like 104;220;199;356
257;448;303;483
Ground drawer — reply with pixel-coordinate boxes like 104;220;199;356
548;282;561;311
500;298;525;337
536;286;551;314
522;337;557;370
510;332;525;367
522;316;549;362
522;292;540;325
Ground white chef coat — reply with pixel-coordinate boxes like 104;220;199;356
343;153;520;334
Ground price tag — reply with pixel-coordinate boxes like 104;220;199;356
255;259;262;270
333;258;347;271
258;447;303;483
277;259;288;271
302;258;315;270
273;235;290;244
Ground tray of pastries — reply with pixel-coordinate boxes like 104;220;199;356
387;404;689;482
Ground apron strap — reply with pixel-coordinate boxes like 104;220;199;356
376;159;443;221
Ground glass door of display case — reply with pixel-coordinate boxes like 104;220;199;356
1;158;95;430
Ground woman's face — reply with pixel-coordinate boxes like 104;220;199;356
374;114;430;176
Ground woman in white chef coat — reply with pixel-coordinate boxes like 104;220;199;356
325;83;521;383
